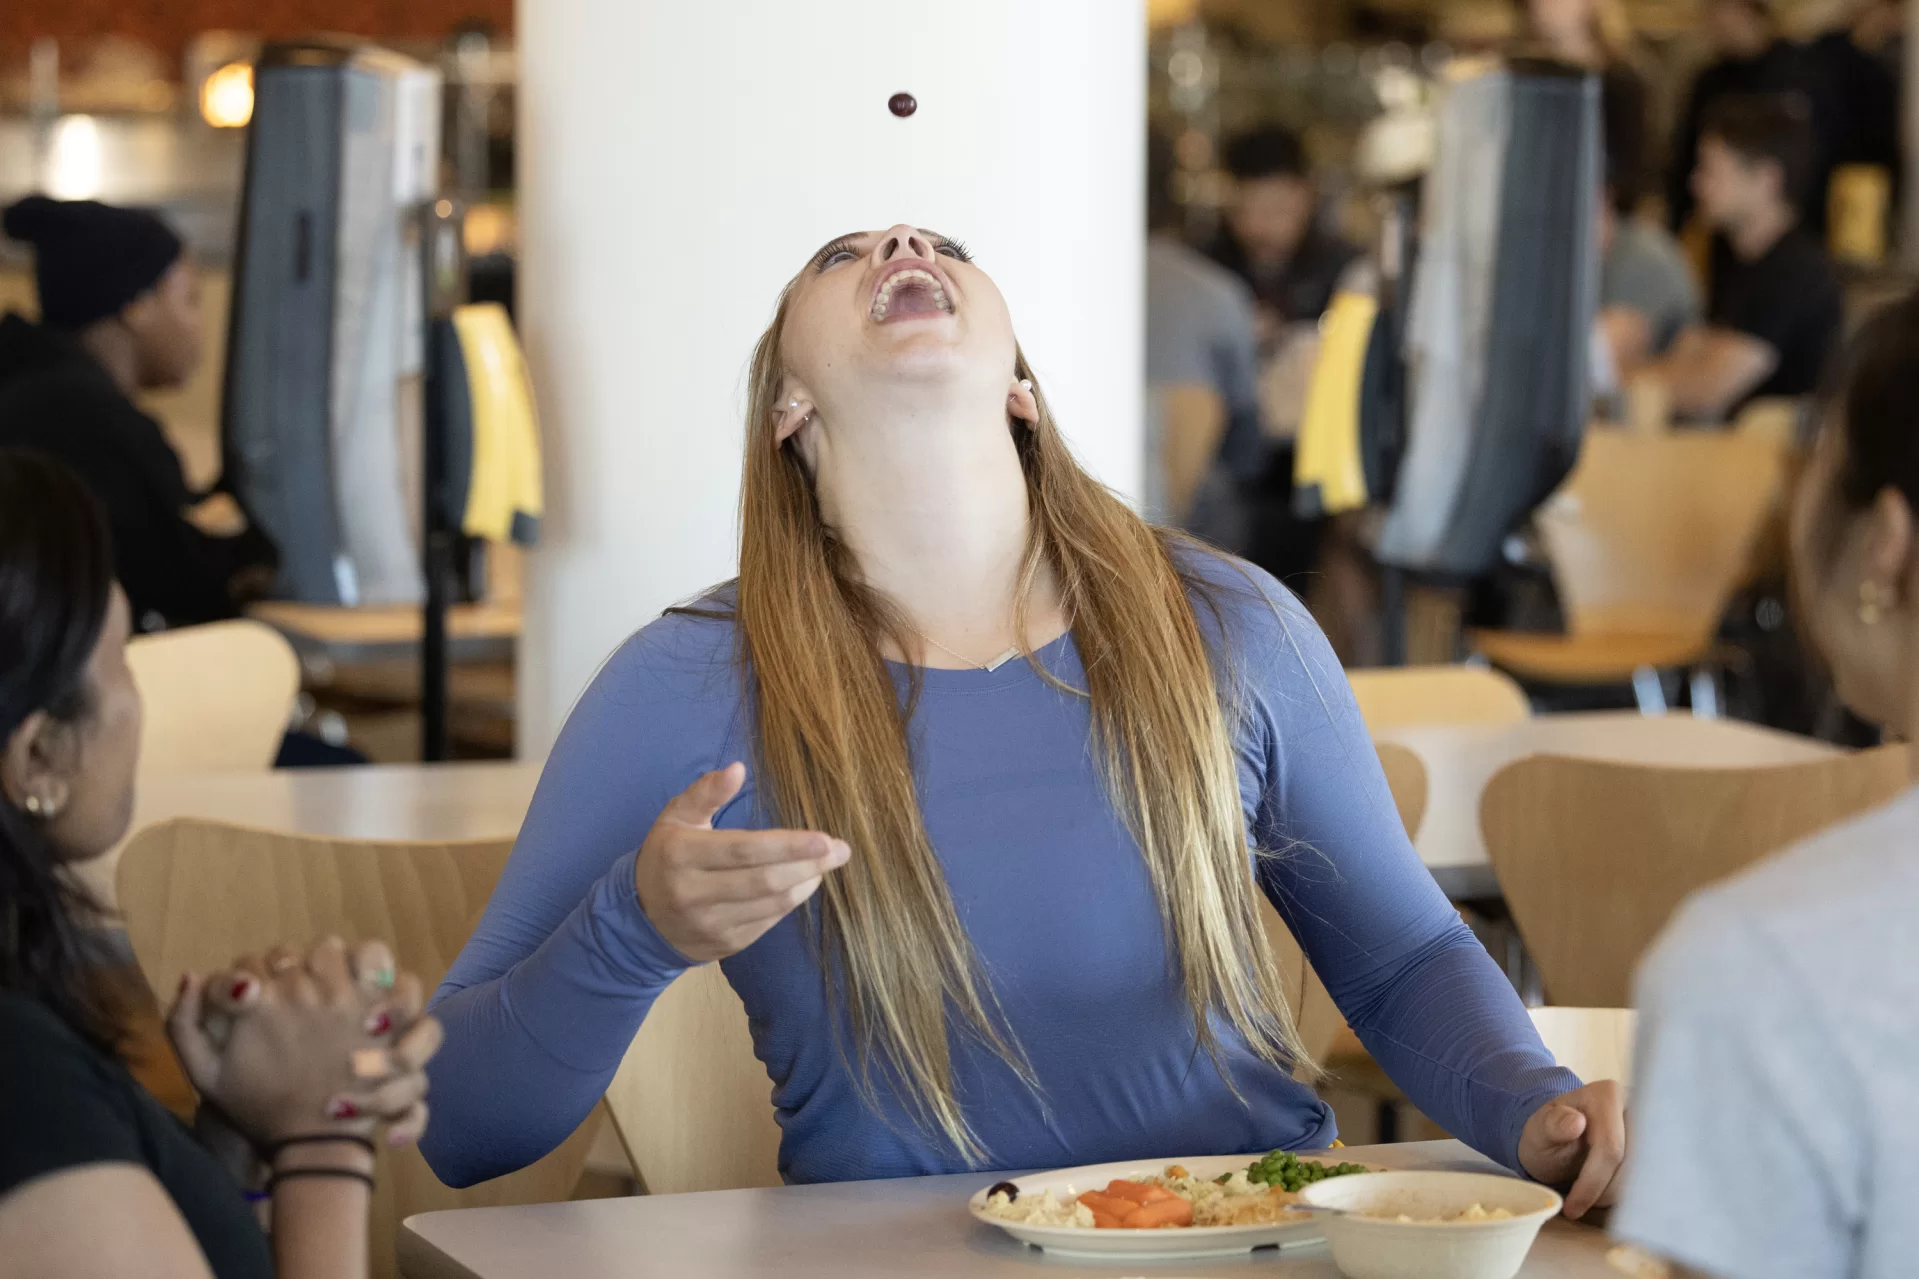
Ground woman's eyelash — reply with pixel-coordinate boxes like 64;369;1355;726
937;238;972;263
814;238;863;271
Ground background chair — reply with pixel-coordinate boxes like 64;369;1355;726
115;819;604;1279
1346;665;1530;732
1470;430;1790;714
1528;1007;1636;1089
1481;744;1910;1007
125;620;300;778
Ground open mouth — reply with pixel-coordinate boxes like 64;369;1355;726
870;267;955;323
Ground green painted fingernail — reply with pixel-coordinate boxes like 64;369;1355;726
374;966;395;989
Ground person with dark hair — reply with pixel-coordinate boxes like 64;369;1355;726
0;448;440;1278
0;195;276;632
1667;0;1836;235
1144;132;1262;547
1206;125;1360;336
1649;94;1844;419
1615;292;1919;1279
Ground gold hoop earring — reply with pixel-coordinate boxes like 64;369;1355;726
1859;580;1892;626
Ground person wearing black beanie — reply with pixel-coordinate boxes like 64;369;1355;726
0;195;276;631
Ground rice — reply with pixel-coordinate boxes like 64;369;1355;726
981;1188;1096;1228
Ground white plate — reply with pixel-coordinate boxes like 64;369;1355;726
967;1152;1375;1261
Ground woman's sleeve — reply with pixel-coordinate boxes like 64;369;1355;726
1229;575;1579;1172
420;622;737;1187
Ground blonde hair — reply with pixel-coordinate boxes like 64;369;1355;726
732;260;1314;1163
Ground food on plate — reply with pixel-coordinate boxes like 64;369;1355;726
979;1150;1373;1231
1364;1202;1516;1223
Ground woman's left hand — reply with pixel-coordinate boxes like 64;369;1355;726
1516;1080;1626;1219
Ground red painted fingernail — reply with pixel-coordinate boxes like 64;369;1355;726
326;1099;360;1120
229;978;255;1001
364;1010;393;1036
178;972;191;993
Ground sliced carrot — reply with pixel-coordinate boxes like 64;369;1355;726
1077;1191;1135;1218
1089;1208;1128;1229
1103;1180;1157;1204
1123;1197;1195;1229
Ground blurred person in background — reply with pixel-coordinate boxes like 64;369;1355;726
1667;0;1837;235
1144;132;1263;550
1598;184;1702;376
0;196;275;634
1615;292;1919;1279
1650;95;1842;420
1206;126;1360;344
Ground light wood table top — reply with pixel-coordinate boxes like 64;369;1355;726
129;761;543;844
398;1140;1621;1279
1376;711;1839;899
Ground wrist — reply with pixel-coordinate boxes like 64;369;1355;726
270;1136;378;1178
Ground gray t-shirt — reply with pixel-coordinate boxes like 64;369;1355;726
1601;218;1700;356
1615;784;1919;1279
1145;238;1261;537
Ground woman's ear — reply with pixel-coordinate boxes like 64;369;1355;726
772;389;816;445
1007;378;1039;428
1868;484;1917;604
1;710;71;817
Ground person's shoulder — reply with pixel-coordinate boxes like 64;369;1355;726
1644;785;1919;1002
1169;540;1321;660
594;584;742;701
1149;240;1256;314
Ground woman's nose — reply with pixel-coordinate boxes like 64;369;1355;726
873;225;935;264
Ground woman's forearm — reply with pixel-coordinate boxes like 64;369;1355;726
268;1145;376;1279
422;850;691;1186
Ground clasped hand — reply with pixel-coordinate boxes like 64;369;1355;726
165;936;443;1157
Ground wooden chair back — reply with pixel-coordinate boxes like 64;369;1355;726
1537;431;1789;639
1347;666;1530;731
115;819;602;1279
1529;1007;1636;1089
1268;742;1429;1066
604;742;1430;1179
1481;744;1910;1007
604;963;784;1195
125;620;300;779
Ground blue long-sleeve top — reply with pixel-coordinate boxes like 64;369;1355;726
423;553;1578;1187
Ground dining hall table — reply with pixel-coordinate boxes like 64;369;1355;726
397;1139;1626;1279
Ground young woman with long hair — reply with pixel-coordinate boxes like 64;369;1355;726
424;227;1625;1213
0;449;441;1278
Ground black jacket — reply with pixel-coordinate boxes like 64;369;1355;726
0;312;275;629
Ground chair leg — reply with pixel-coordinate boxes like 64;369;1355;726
1688;666;1723;719
1631;666;1668;715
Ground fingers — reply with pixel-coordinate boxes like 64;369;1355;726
350;940;397;995
306;936;354;1000
674;829;846;871
389;1015;444;1073
263;944;302;976
165;971;224;1085
657;762;747;830
1562;1086;1628;1219
331;1069;429;1124
385;1099;430;1149
201;968;267;1018
690;849;847;906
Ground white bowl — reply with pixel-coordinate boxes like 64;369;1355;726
1297;1171;1562;1279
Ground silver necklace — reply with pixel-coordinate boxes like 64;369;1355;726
911;628;1021;672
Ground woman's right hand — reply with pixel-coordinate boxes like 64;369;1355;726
633;762;851;963
166;937;443;1151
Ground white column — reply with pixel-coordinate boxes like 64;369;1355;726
515;0;1146;755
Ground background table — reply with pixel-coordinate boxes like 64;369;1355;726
1377;711;1838;899
399;1140;1620;1279
130;761;543;843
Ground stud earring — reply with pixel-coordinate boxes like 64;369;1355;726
1019;379;1033;391
23;795;41;815
1859;580;1892;626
